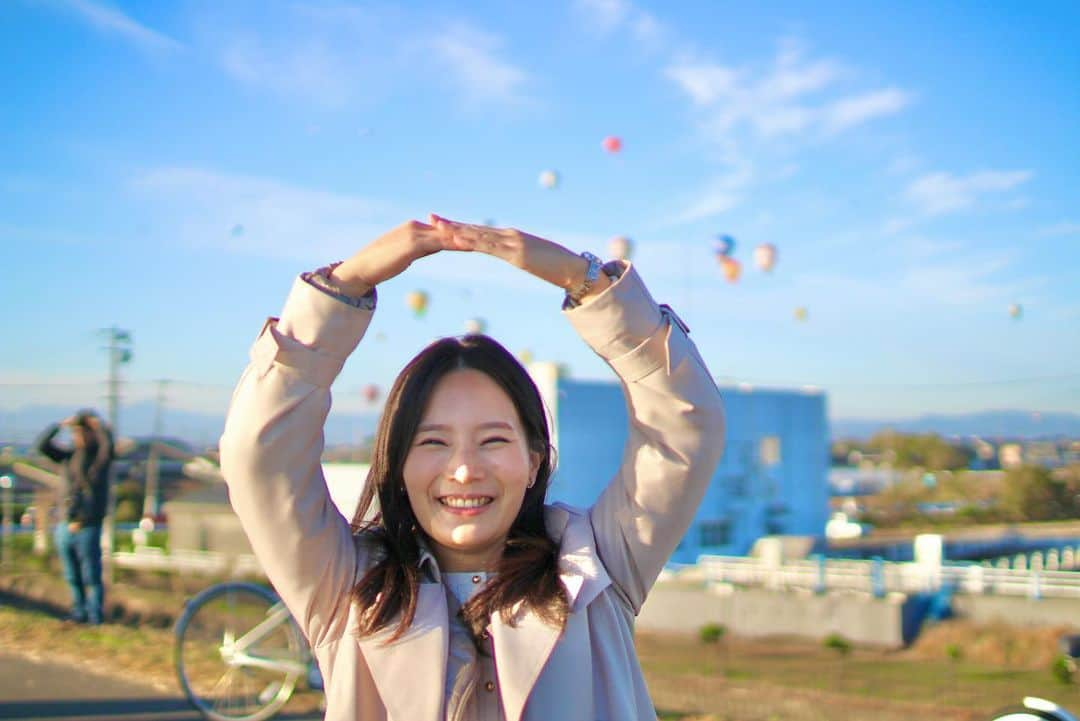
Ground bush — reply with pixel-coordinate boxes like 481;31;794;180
699;623;726;644
114;499;141;523
945;643;964;662
1050;655;1074;685
824;633;852;655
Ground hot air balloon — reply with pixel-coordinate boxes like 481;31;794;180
602;136;622;154
230;224;245;237
406;290;429;317
362;384;381;404
538;170;559;189
754;243;777;272
1008;303;1023;320
714;234;735;257
608;235;632;261
719;256;741;283
518;349;534;365
794;306;808;322
465;317;486;334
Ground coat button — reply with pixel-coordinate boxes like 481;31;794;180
471;575;482;584
484;681;495;692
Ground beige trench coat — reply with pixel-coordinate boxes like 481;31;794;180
219;262;725;721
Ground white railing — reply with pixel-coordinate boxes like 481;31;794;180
112;546;263;577
696;553;1080;600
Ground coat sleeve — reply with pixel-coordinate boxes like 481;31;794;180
219;276;375;648
564;263;725;613
35;424;71;465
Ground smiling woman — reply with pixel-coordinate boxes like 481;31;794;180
219;214;726;721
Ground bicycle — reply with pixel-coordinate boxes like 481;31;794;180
174;581;324;721
988;697;1077;721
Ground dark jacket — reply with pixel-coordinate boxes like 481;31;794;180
36;422;114;527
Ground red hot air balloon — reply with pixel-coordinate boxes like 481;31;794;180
602;136;622;154
363;384;381;403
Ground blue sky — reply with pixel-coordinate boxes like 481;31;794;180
2;0;1078;436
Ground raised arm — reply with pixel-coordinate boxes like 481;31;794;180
218;220;464;647
566;267;725;612
35;422;71;465
425;217;726;612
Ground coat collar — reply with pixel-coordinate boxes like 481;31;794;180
355;582;449;720
492;504;612;721
357;504;611;721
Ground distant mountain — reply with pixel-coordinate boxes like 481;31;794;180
830;410;1080;441
1;400;381;448
7;402;1076;448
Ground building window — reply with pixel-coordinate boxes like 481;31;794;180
699;520;731;547
759;436;781;467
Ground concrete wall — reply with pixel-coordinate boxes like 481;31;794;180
637;583;1080;649
953;594;1080;628
638;583;909;648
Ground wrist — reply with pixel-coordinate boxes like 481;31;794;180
566;251;603;303
328;263;375;297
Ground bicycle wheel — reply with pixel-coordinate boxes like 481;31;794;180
988;697;1078;721
175;582;307;721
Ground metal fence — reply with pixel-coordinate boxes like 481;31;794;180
697;545;1080;600
112;545;263;577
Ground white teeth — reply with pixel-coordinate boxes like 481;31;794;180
440;497;493;509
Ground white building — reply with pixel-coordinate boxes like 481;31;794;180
530;364;829;563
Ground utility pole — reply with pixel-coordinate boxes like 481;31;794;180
143;379;170;522
99;326;133;584
153;379;170;438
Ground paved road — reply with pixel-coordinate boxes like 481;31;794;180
0;652;321;721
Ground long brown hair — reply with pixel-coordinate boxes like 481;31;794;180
349;334;569;646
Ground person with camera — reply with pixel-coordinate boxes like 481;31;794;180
35;409;114;625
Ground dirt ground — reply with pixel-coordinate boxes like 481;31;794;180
2;566;1077;720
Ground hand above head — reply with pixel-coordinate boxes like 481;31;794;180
329;219;471;297
428;214;612;301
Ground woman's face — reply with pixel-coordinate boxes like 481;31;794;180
402;368;541;572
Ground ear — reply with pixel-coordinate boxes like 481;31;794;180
528;450;542;485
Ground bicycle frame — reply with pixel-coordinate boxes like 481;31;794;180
219;601;309;677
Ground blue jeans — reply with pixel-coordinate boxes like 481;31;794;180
54;523;105;624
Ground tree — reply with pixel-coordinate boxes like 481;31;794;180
865;431;973;471
998;465;1079;522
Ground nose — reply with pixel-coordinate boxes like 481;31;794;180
447;447;483;484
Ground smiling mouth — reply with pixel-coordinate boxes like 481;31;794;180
438;496;494;509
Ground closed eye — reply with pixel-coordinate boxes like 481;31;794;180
416;438;447;447
482;437;512;445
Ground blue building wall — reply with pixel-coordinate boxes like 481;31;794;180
537;370;829;563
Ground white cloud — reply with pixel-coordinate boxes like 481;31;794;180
424;23;530;105
59;0;182;53
664;162;754;225
131;167;395;261
572;0;669;51
666;47;907;141
221;36;356;108
210;9;529;109
573;0;630;34
904;170;1034;216
1038;221;1080;237
822;88;911;134
896;252;1024;306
